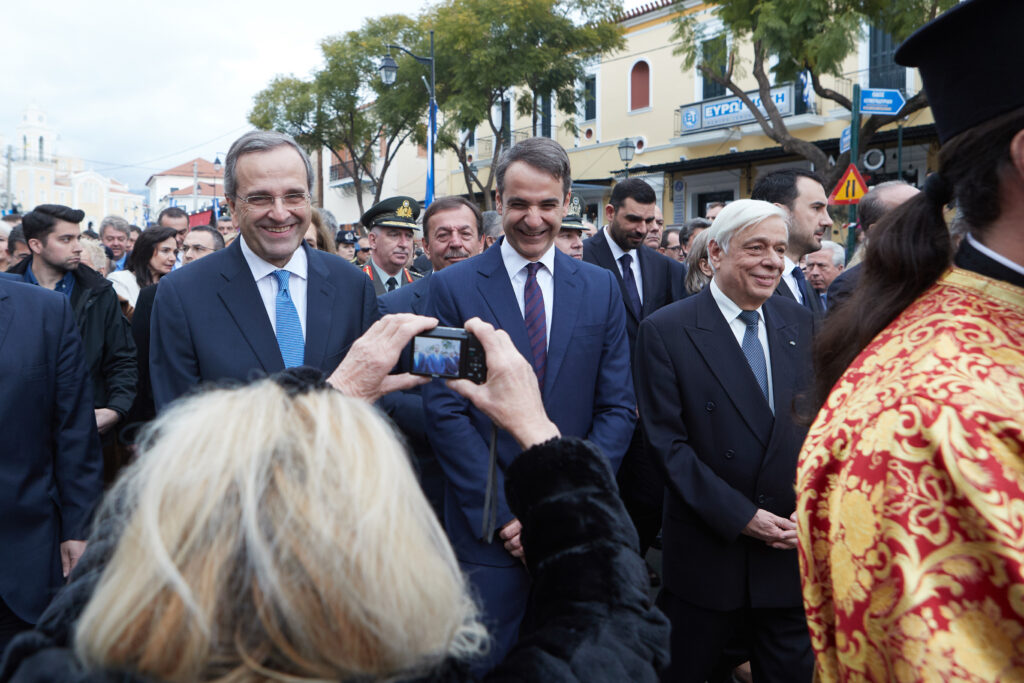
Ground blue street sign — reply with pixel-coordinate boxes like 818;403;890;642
840;126;851;154
859;88;906;116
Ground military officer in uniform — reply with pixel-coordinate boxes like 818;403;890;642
360;196;422;295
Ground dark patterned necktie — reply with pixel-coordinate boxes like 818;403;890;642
386;276;398;292
524;262;547;388
738;310;769;404
791;267;814;310
619;253;642;318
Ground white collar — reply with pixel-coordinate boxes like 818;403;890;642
239;234;308;282
500;237;557;276
710;278;764;324
603;226;636;263
783;255;799;276
966;234;1024;277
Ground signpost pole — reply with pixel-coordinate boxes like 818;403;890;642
847;83;861;260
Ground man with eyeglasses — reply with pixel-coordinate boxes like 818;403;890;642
181;226;224;265
149;130;379;410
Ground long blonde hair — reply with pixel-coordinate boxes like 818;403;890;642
75;378;487;681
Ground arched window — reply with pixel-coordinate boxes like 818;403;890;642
22;135;28;159
38;136;44;161
630;61;650;111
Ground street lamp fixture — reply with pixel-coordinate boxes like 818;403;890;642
379;31;437;206
213;155;223;173
378;54;398;86
618;138;637;178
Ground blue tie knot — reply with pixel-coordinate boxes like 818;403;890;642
619;253;632;268
792;266;806;283
739;310;759;327
526;261;542;277
274;269;291;292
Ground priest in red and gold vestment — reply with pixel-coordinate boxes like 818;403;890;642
796;1;1024;680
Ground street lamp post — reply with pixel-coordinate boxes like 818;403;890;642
379;30;436;207
618;138;636;178
213;155;224;220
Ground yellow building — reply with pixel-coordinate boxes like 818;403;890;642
1;105;145;227
386;0;936;237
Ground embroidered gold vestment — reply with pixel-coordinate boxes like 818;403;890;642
797;268;1024;682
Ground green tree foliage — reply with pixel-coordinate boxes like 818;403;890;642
428;0;624;206
672;0;956;188
250;15;425;216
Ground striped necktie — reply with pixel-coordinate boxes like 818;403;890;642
523;262;547;388
738;310;769;404
273;270;304;368
791;266;814;310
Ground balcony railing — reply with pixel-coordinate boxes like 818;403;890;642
474;127;533;161
329;161;359;182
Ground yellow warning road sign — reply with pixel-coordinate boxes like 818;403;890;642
829;164;869;204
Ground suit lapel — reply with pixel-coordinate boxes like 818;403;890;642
638;246;660;317
687;288;773;445
475;244;531;356
303;247;335;369
759;300;802;470
543;251;582;398
0;286;13;355
217;243;284;374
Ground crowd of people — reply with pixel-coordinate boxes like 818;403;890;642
0;1;1022;681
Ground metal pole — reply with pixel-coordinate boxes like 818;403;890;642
846;83;860;261
192;160;198;216
897;120;904;182
427;30;437;207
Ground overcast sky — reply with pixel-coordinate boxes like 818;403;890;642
2;0;646;191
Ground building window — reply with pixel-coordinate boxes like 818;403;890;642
868;26;903;91
701;36;727;99
22;135;28;160
38;136;45;161
583;75;597;121
466;128;475;147
630;61;650;111
540;93;552;137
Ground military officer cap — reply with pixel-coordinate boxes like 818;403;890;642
335;229;357;245
895;0;1024;144
561;195;586;232
360;196;420;231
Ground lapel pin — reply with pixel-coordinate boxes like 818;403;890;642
788;340;796;346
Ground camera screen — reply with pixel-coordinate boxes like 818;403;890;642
412;337;461;378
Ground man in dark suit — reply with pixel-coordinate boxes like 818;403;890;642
423;138;636;673
583;177;687;559
751;169;831;319
0;278;103;652
359;196;423;294
636;199;815;683
150;131;378;410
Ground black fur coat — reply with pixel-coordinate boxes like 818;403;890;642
0;437;669;682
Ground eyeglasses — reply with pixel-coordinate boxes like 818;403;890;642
664;245;681;253
235;193;310;208
182;244;213;254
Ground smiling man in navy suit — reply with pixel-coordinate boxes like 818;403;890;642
636;199;814;683
423;137;635;673
150;131;378;410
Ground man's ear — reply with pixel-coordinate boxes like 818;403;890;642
1010;128;1024;179
604;203;615;223
27;237;44;255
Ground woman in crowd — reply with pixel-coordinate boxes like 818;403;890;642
683;227;713;295
0;315;669;683
304;209;335;253
107;226;178;312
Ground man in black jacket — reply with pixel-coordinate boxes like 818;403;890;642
13;205;137;479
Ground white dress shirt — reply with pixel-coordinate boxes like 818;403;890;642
239;236;308;338
709;278;774;413
501;238;555;346
780;256;804;305
603;226;644;303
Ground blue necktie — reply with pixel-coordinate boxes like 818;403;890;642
273;270;304;368
524;262;547;388
791;267;814;310
738;310;769;405
619;253;642;318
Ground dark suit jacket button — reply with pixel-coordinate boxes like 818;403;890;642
756;494;766;505
705;401;715;412
725;449;735;459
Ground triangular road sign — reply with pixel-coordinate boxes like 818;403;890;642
829;164;869;205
